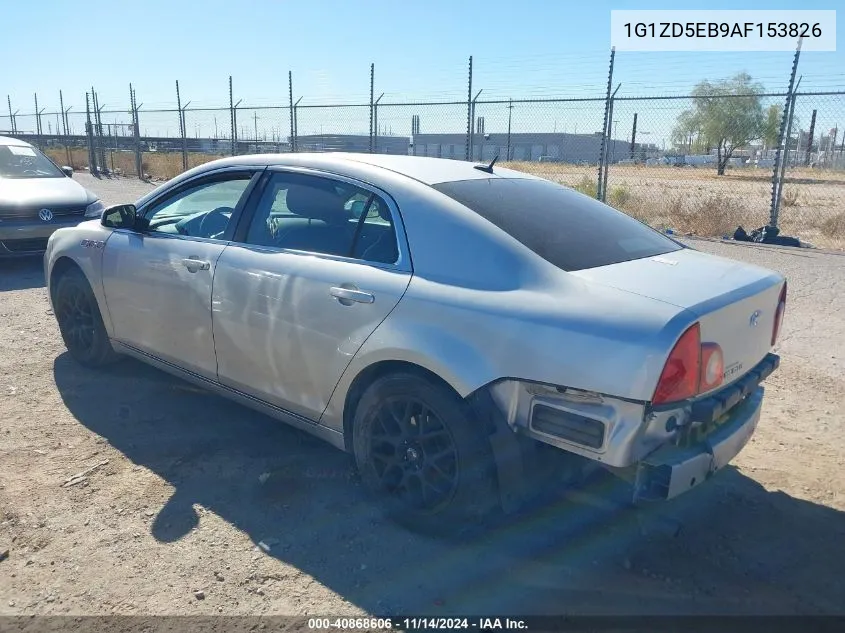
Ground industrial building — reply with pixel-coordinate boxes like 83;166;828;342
296;134;408;154
411;131;656;164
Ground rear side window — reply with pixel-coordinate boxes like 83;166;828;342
433;178;682;272
243;172;399;264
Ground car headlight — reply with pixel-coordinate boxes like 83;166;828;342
84;200;106;218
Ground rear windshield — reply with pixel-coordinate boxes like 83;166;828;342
433;178;682;272
0;144;64;179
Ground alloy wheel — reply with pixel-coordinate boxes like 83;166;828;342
368;396;459;512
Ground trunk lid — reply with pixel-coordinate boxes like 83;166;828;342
569;247;785;395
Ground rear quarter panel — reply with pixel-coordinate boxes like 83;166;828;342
320;270;693;433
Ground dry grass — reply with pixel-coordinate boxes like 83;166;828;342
781;188;799;208
503;161;845;249
820;212;845;238
45;148;224;181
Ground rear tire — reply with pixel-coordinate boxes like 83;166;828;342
352;372;499;536
54;268;119;368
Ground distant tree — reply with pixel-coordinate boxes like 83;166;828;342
677;73;765;175
671;110;701;152
762;104;783;150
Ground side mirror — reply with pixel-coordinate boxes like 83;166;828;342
62;166;74;177
101;204;138;230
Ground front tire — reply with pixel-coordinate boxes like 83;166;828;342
352;372;498;535
54;268;119;368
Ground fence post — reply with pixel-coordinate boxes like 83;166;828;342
91;88;99;170
805;108;817;166
176;80;189;171
85;92;97;174
770;39;802;228
229;76;236;156
293;97;301;151
464;56;473;161
369;63;375;153
773;87;800;226
35;94;39;137
33;93;40;148
601;85;620;202
92;89;107;174
506;99;513;161
629;112;638;160
374;93;384;153
470;89;482;161
7;96;14;134
597;47;616;201
288;71;295;152
59;90;70;166
130;84;143;179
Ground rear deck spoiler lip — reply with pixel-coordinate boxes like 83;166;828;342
648;353;780;423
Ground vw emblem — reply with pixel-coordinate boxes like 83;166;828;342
750;310;762;327
38;208;53;222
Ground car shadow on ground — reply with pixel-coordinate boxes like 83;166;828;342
53;353;845;616
0;256;45;291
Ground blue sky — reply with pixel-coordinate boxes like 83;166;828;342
2;0;843;142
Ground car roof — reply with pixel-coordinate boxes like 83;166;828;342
0;135;34;148
192;152;543;186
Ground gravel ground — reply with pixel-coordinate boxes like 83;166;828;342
1;174;844;616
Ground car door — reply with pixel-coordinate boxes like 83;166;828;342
101;168;261;379
212;168;412;421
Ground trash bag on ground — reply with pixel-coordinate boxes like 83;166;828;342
733;225;801;248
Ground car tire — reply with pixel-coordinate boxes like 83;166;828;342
54;267;119;368
352;371;499;536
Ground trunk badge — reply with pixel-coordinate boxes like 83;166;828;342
39;208;54;222
750;310;761;326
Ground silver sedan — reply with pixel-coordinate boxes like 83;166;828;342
44;153;785;533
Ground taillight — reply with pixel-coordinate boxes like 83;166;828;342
772;282;787;346
700;343;724;391
653;323;701;405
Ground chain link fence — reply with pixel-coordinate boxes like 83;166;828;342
779;93;845;245
4;83;844;248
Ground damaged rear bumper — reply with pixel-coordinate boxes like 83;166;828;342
633;385;764;501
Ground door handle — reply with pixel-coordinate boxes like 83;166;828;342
330;286;375;305
182;257;211;272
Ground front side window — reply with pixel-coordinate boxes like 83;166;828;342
433;178;682;272
0;144;64;179
244;172;398;264
143;176;252;239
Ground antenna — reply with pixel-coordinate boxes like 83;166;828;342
473;154;499;174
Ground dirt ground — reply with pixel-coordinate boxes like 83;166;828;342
1;174;844;617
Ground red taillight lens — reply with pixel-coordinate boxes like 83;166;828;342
772;282;787;346
653;323;701;405
700;343;724;391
